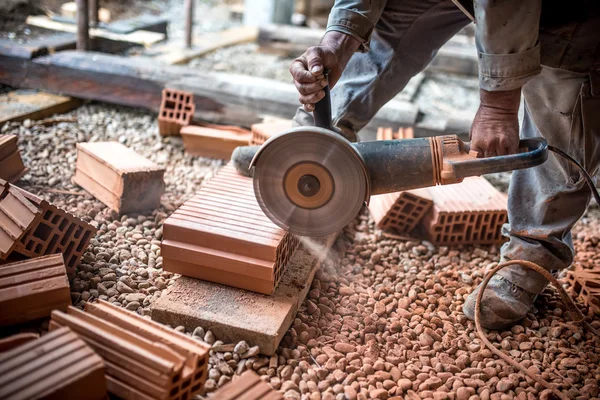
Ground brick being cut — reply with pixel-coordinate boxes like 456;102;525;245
210;370;283;400
73;141;166;214
162;163;299;295
420;176;508;245
158;88;195;136
180;125;251;159
0;183;41;259
0;135;27;183
249;120;292;146
50;300;210;400
0;254;71;326
0;326;107;400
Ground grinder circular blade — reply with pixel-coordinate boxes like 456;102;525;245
253;127;368;237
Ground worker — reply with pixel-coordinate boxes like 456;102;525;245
287;0;600;330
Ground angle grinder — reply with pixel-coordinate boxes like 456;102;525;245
249;81;548;237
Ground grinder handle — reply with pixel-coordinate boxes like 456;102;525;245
449;137;548;179
313;73;334;131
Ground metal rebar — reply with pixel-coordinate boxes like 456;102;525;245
76;0;90;51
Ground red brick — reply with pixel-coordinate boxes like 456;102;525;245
0;254;71;326
211;370;283;400
420;177;508;245
567;269;600;314
368;189;432;234
162;163;299;295
0;326;107;400
180;126;251;160
73;142;166;214
0;135;27;183
50;300;210;400
0;332;40;353
249;120;293;146
158;88;195;136
0;185;41;259
12;186;97;276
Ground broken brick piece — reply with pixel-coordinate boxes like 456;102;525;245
180;126;251;160
420;176;508;245
162;163;299;295
73;141;166;214
249;120;293;146
158;88;195;136
0;326;107;400
0;253;71;326
12;186;97;276
50;300;210;400
0;185;41;259
211;370;283;400
0;135;28;183
368;189;432;234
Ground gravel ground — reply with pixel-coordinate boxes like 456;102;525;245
2;102;599;400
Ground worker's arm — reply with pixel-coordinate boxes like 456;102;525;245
290;0;385;111
470;0;542;157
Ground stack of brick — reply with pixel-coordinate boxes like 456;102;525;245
376;126;414;141
158;88;195;136
180;126;251;160
73;141;166;214
162;163;299;295
567;268;600;314
249;120;293;146
368;189;433;234
0;135;27;183
50;300;210;400
210;370;283;400
0;326;107;400
420;176;508;245
0;182;41;259
0;254;71;326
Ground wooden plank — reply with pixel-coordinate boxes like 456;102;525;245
152;26;258;65
26;15;165;47
0;90;81;124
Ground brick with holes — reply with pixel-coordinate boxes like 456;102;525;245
0;135;28;183
210;370;283;400
420;176;508;245
11;186;97;277
50;300;210;400
73;142;166;214
249;120;293;146
161;163;299;295
158;88;195;136
368;189;432;234
0;183;41;259
567;269;600;314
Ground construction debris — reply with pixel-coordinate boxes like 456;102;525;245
158;88;195;136
249;120;293;146
161;164;299;295
73;141;166;214
0;183;41;259
368;189;432;234
12;187;97;276
0;254;70;326
50;300;210;400
180;126;251;159
0;326;107;400
0;135;27;183
210;370;282;399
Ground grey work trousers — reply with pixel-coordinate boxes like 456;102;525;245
293;0;600;294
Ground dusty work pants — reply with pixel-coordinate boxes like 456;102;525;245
292;1;600;293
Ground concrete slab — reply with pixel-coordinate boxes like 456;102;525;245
151;233;339;355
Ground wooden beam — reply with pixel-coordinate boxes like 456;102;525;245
26;15;165;47
0;91;82;124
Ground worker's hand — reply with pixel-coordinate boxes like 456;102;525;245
470;88;521;157
290;31;360;112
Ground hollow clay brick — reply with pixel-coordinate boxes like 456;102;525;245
180;126;251;160
162;163;299;295
73;141;166;214
11;186;97;277
249;120;293;146
376;127;414;141
0;253;70;326
50;300;210;400
210;370;283;400
0;185;41;259
420;176;508;245
0;326;107;400
368;189;432;234
0;135;28;183
158;88;195;136
567;269;600;314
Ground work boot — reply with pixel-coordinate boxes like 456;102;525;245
231;145;259;177
463;275;538;330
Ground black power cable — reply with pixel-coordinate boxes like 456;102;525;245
548;145;600;205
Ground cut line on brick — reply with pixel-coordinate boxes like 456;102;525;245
158;88;195;136
162;163;299;295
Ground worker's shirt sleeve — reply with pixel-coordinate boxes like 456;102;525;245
326;0;386;52
474;0;542;91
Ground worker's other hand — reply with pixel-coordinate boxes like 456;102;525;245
290;31;360;112
470;88;521;157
